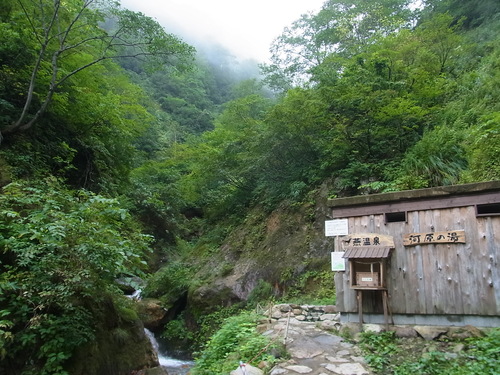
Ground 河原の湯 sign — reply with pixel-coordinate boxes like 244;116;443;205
403;230;465;246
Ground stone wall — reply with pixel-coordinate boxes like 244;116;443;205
263;304;488;343
260;304;489;341
265;304;340;324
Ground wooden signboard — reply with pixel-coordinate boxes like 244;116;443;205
341;233;394;249
403;230;466;246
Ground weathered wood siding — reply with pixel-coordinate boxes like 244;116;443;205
334;205;500;316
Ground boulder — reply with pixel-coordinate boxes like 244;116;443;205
284;365;313;373
317;320;341;331
230;363;264;375
320;313;339;321
447;325;484;339
271;308;283;319
137;298;167;330
189;282;243;315
414;325;447;341
325;363;369;375
68;316;159;375
270;368;288;375
390;326;418;338
339;322;362;339
362;324;384;333
279;304;292;312
323;305;337;313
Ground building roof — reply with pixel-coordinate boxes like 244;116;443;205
328;180;500;209
343;247;393;259
328;181;500;218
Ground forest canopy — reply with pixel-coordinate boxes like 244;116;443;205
1;0;499;373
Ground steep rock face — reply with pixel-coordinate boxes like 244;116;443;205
188;182;334;312
188;260;262;314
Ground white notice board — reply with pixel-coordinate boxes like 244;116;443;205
331;252;346;271
325;219;349;237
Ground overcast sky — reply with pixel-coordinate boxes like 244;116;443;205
120;0;326;62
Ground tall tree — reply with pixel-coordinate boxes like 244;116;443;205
0;0;194;143
261;0;416;91
423;0;500;28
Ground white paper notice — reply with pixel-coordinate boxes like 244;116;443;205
331;252;346;271
325;219;349;237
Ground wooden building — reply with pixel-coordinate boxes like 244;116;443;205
328;181;500;327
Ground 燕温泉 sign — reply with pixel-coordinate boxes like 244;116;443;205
341;233;394;248
403;230;465;246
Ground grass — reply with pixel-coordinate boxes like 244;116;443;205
359;328;500;375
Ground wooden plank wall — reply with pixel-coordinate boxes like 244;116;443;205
335;206;500;316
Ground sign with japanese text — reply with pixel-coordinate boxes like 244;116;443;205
341;233;395;248
403;230;466;246
325;219;349;236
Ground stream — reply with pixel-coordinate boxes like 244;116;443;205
144;329;194;375
123;285;194;374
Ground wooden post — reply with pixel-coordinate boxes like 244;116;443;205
283;311;291;346
382;290;389;330
386;291;394;325
357;290;363;327
380;260;385;287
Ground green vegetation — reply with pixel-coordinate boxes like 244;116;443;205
0;178;151;373
1;0;499;372
142;260;192;307
191;311;284;375
359;329;500;375
284;270;336;305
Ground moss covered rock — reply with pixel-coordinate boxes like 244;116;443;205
67;297;159;375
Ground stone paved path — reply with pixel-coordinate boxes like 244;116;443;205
262;318;371;375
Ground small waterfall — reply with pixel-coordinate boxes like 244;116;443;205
144;328;194;375
129;288;142;300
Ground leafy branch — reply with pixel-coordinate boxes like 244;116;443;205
1;0;194;142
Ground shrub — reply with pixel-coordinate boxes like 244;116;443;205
0;178;151;374
284;270;336;305
191;311;280;375
247;280;275;307
359;328;500;375
142;260;192;305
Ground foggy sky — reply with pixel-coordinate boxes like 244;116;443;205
119;0;326;62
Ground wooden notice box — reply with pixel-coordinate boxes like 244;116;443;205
349;260;385;289
356;272;379;287
341;233;395;328
342;233;394;290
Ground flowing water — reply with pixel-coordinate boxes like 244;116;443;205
144;328;194;375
